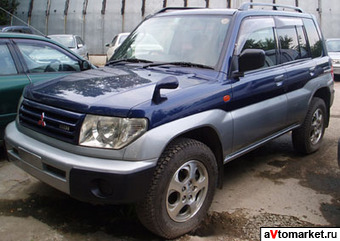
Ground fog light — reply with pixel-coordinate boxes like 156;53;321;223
91;179;113;198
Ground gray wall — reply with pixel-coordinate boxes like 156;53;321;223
11;0;340;54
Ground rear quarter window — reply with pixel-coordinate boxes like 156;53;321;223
303;18;323;58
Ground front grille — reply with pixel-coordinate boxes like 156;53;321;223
19;99;85;144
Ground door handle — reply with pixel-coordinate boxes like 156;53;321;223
274;75;285;82
274;75;285;86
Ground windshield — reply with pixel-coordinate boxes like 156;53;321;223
50;35;76;48
111;15;230;68
327;40;340;52
118;34;129;44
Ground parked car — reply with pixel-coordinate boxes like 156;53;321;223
105;32;129;61
0;32;92;144
5;3;334;239
48;34;89;60
326;38;340;77
0;25;33;34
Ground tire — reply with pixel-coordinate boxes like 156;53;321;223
136;138;218;239
292;97;327;154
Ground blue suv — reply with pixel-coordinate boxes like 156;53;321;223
5;3;334;239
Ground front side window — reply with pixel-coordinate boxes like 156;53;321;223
0;43;17;75
112;15;231;68
235;17;277;68
15;40;81;73
76;36;84;45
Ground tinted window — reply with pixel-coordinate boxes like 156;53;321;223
277;27;304;63
0;44;17;75
276;17;310;63
303;18;323;58
296;26;309;58
235;17;277;68
15;40;81;73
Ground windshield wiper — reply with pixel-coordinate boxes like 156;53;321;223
143;61;214;70
106;58;153;66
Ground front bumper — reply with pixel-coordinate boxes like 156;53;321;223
4;121;156;204
333;64;340;75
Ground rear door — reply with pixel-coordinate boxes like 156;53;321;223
0;39;30;134
230;16;288;152
275;17;320;125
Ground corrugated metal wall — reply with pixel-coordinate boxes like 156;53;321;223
11;0;339;54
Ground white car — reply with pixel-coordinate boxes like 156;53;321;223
105;32;130;61
326;38;340;76
48;34;89;60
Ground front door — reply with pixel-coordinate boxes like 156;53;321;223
230;16;288;152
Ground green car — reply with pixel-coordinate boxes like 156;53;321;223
0;32;92;143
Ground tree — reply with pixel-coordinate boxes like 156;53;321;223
0;0;19;25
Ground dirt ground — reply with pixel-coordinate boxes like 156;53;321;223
0;82;339;241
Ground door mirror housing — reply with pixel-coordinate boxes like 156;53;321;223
239;49;266;73
79;60;92;71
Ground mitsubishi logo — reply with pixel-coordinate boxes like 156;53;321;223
38;112;46;127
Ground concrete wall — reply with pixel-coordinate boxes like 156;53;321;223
10;0;340;54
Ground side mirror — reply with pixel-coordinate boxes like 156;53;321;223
232;49;266;78
105;43;111;47
79;60;92;71
152;76;179;104
77;44;83;49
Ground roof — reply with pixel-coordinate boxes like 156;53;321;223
0;32;83;58
156;8;237;17
154;3;310;18
0;32;49;40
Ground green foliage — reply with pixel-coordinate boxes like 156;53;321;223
0;0;19;25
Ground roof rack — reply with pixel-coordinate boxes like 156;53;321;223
239;2;304;13
155;7;204;14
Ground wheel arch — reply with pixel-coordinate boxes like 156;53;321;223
169;126;224;188
313;86;332;127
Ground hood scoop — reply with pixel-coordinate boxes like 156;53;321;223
152;76;179;104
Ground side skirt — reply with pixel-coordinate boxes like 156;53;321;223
223;124;300;164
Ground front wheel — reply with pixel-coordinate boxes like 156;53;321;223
292;97;327;154
136;138;218;239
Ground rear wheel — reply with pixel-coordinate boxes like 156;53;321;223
136;138;217;239
292;97;327;154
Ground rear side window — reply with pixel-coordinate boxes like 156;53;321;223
277;26;308;63
303;18;323;58
276;17;309;63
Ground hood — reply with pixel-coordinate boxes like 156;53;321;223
24;65;214;117
328;52;340;60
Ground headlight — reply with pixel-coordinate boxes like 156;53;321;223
332;59;340;64
79;115;148;149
